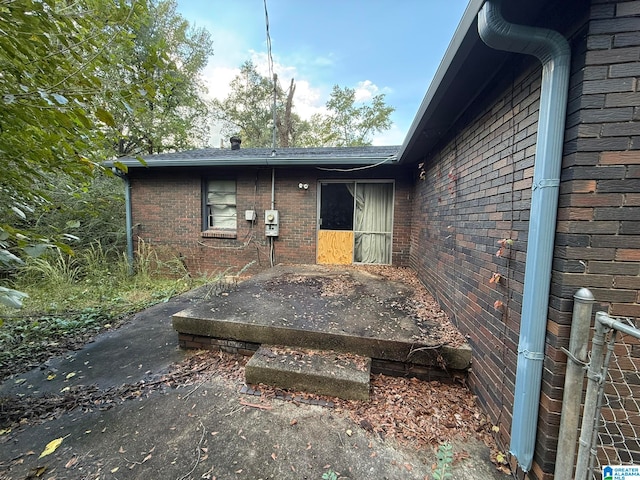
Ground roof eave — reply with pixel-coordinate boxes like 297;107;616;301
110;155;398;169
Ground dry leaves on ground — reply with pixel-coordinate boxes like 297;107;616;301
357;265;467;347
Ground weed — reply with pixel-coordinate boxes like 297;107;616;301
433;442;454;480
321;468;338;480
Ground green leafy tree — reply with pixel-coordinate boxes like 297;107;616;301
0;0;213;308
107;0;214;156
212;61;282;148
0;0;146;307
300;85;394;147
214;62;394;148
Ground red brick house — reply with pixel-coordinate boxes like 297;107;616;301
117;145;411;273
115;0;640;478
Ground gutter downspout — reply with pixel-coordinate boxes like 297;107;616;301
113;169;135;275
478;0;571;472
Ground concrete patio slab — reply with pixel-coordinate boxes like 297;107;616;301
173;264;471;372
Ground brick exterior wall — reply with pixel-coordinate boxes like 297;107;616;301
128;165;412;277
408;2;639;478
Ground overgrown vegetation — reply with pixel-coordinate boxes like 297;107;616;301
0;238;210;381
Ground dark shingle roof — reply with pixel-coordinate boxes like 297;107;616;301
110;146;400;169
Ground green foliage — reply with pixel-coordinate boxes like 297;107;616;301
214;62;394;148
0;0;145;306
213;61;285;148
321;468;338;480
302;85;394;147
0;242;204;379
0;0;212;308
108;0;214;156
433;442;454;480
28;174;126;255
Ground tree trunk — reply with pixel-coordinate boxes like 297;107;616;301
277;78;295;147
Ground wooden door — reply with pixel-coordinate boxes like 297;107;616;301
317;183;355;264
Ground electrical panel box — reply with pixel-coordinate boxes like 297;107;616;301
245;210;256;221
264;209;279;237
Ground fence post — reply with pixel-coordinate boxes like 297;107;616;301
575;311;609;480
555;288;594;480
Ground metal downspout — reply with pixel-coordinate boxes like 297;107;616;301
478;0;571;472
112;168;135;275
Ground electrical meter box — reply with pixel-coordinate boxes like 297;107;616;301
264;209;279;237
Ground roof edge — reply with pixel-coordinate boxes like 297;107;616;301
396;0;484;164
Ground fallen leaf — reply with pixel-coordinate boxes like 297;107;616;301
29;466;46;477
39;435;69;458
142;453;152;463
65;456;78;468
345;429;352;437
0;428;11;435
271;453;277;461
111;467;119;473
290;418;298;426
118;446;126;454
46;374;56;381
65;372;76;380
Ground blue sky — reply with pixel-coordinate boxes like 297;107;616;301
175;0;469;146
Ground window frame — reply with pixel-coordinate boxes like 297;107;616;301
202;178;237;238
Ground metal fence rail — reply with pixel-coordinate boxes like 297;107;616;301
575;311;640;480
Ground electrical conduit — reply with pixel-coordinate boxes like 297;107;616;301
478;0;571;472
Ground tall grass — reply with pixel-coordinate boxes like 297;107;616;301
6;240;195;315
0;240;210;379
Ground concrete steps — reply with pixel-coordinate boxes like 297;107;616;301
245;345;371;401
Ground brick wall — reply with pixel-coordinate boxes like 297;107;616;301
129;165;412;276
409;58;541;471
406;5;616;479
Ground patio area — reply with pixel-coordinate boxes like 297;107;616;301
172;264;472;377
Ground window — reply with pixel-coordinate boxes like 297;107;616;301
205;179;236;231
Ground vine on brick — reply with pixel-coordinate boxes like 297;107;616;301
491;238;513;312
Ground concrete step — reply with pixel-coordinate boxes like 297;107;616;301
245;345;371;401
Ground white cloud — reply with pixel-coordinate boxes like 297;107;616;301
201;64;239;101
354;80;378;102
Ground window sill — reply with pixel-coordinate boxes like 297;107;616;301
202;230;237;239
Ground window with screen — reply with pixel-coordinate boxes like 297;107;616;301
206;179;237;230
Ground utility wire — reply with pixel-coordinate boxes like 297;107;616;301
263;0;277;150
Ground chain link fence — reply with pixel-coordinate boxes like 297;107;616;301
575;311;640;480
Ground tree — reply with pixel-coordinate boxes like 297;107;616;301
107;0;214;156
0;0;214;308
212;61;281;148
304;85;395;147
0;0;147;307
214;62;395;148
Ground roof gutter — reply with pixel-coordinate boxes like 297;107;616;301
478;0;571;472
112;155;397;169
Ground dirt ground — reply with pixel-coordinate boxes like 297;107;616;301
0;266;512;479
